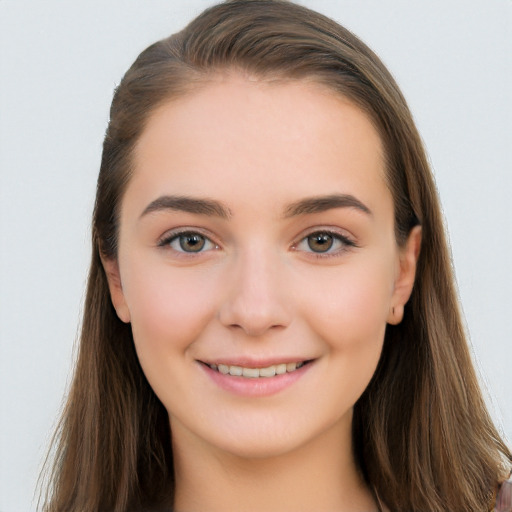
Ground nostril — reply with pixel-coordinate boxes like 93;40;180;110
226;320;285;338
217;258;292;335
218;301;289;336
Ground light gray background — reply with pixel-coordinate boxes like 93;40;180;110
1;1;510;510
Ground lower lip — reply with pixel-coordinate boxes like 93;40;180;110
199;362;313;397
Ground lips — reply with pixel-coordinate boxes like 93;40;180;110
207;361;307;378
199;358;314;397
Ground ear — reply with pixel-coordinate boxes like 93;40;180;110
387;225;422;325
101;256;131;323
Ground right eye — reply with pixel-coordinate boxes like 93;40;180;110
160;231;217;253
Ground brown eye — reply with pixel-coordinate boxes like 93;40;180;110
307;232;334;253
179;233;206;252
294;230;355;256
161;231;216;253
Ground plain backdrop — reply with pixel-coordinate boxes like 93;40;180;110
0;1;511;510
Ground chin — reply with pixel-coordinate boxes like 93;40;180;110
172;406;353;463
215;433;306;460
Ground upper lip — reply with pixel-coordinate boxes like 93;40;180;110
198;357;314;368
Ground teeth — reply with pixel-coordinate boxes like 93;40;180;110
259;366;276;378
229;365;243;376
209;361;307;378
275;363;287;375
242;367;260;378
286;362;297;372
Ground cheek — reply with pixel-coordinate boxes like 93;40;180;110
297;260;392;413
121;260;222;360
121;260;226;412
298;255;393;368
304;254;392;324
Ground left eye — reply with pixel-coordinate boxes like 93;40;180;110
295;231;353;254
163;232;217;253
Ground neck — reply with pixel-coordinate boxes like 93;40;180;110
171;414;378;512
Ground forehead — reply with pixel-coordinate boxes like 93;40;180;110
127;76;389;219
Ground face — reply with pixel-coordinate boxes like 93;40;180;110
105;76;420;459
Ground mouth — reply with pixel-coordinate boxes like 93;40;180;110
201;360;313;379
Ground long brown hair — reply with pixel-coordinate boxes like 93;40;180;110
40;1;511;510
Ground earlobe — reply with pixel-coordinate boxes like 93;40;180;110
387;305;404;326
387;225;422;325
101;256;131;323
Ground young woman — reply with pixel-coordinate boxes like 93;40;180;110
41;1;511;511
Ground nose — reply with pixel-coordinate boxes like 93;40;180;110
218;246;292;337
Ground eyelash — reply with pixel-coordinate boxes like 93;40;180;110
292;229;357;259
157;229;219;254
157;228;357;258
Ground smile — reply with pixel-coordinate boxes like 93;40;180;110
207;361;307;378
200;359;314;396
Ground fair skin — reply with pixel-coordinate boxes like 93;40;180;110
104;75;420;512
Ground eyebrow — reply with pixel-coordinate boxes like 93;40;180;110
283;194;372;218
139;193;371;221
140;195;232;219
